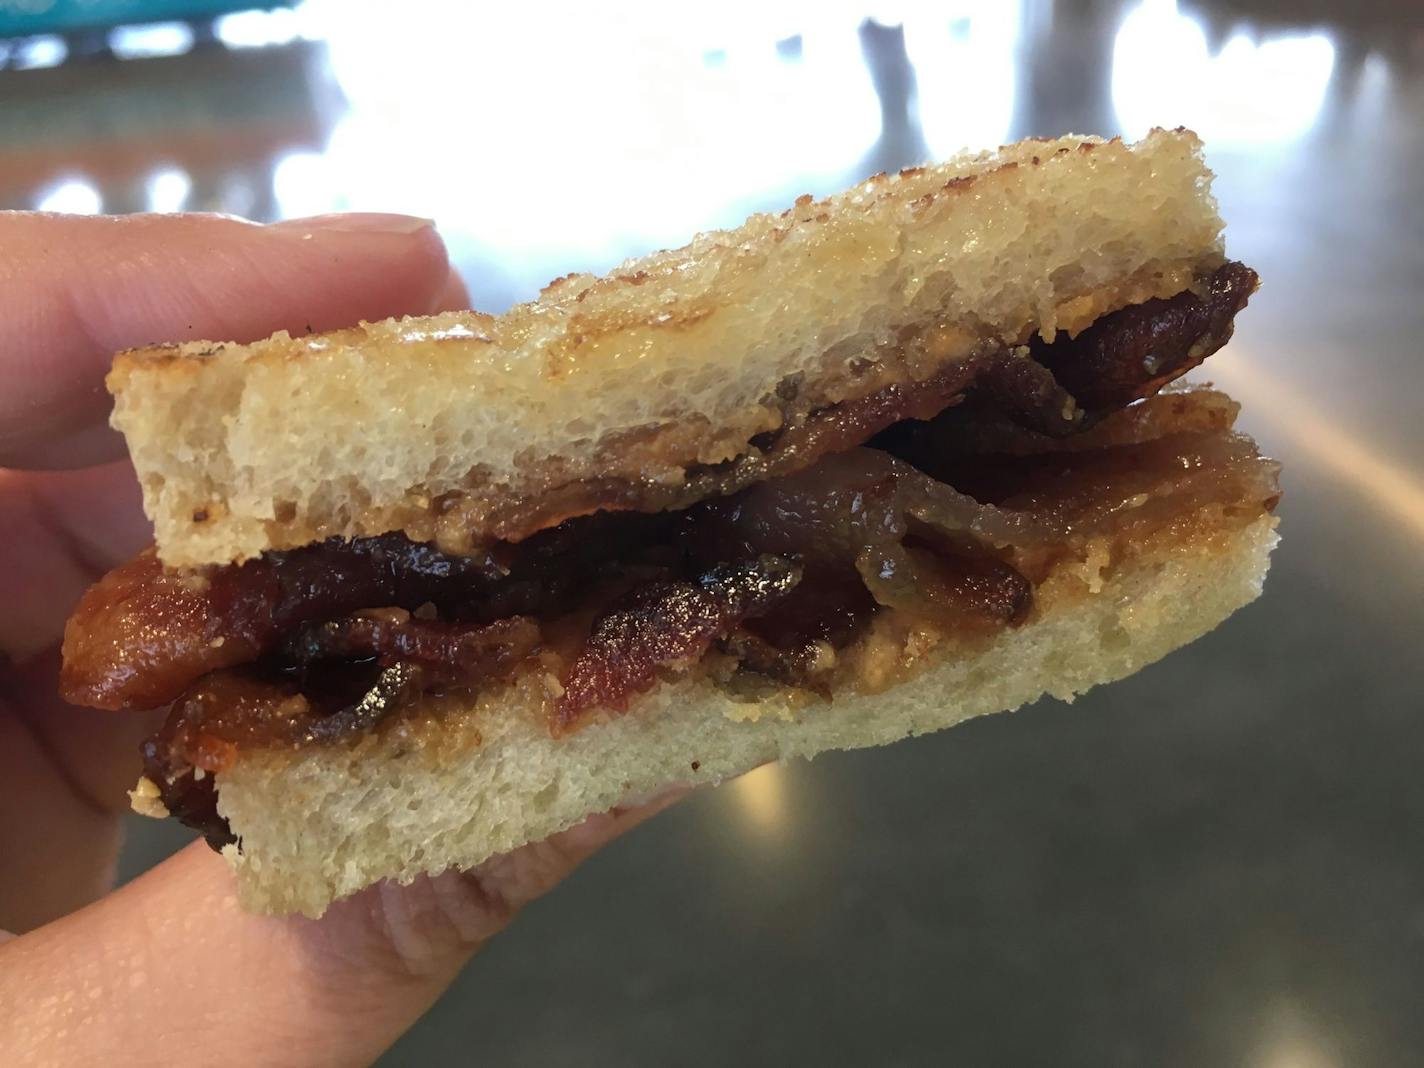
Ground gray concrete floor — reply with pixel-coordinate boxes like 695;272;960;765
9;1;1423;1064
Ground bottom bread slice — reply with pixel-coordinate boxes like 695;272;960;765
217;516;1278;917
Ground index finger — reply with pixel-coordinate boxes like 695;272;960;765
0;211;468;469
0;792;684;1065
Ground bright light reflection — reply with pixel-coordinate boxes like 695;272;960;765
13;35;66;70
214;7;304;49
731;763;788;835
272;151;343;219
1112;0;1334;145
1352;52;1390;128
109;21;195;60
303;1;878;273
37;179;102;215
217;174;259;219
1252;1000;1340;1068
146;168;193;213
904;1;1019;157
1258;1042;1337;1068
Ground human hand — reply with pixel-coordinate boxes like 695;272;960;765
0;212;681;1067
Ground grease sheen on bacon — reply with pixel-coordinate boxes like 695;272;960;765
553;556;803;731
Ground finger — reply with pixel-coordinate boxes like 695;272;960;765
0;790;685;1067
432;265;471;313
0;646;166;931
0;462;148;662
7;648;165;813
0;691;121;934
13;460;151;572
0;211;457;469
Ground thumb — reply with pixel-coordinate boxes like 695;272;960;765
0;210;468;470
0;791;682;1068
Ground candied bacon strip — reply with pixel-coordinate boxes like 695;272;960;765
302;662;428;743
691;448;1057;563
1031;261;1258;417
881;384;1243;469
875;262;1259;467
143;768;232;850
447;355;995;545
688;447;1045;636
282;614;540;681
976;351;1084;437
682;355;989;487
741;564;879;651
553;556;802;733
61;533;514;712
147;616;540;777
858;542;1031;632
60;547;279;712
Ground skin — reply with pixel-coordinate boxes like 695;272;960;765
0;212;683;1067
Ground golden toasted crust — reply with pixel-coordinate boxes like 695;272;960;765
110;129;1225;567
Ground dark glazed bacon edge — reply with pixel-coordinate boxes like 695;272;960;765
1032;259;1257;416
553;555;804;731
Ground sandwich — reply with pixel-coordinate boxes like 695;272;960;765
60;129;1281;917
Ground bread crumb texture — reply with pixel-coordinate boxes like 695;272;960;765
218;516;1276;917
111;129;1224;567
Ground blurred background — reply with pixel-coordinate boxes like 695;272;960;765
4;0;1423;1064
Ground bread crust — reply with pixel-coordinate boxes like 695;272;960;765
110;129;1225;568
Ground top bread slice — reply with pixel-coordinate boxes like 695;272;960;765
110;128;1225;570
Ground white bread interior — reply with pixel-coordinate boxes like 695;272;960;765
110;128;1225;568
215;514;1277;918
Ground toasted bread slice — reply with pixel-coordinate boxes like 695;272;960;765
110;129;1224;569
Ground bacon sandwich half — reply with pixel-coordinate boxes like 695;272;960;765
61;129;1280;917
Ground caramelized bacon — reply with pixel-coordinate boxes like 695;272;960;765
439;355;993;545
691;449;1050;562
1030;261;1258;418
878;382;1243;466
61;533;509;712
282;615;540;680
139;617;540;848
976;349;1084;437
61;547;277;712
139;663;429;850
688;448;1043;645
145;616;539;765
553;556;802;732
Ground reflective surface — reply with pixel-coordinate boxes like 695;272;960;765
5;1;1424;1063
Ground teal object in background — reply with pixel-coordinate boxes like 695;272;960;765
0;1;292;37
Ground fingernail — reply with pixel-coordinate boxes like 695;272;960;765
272;212;435;236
